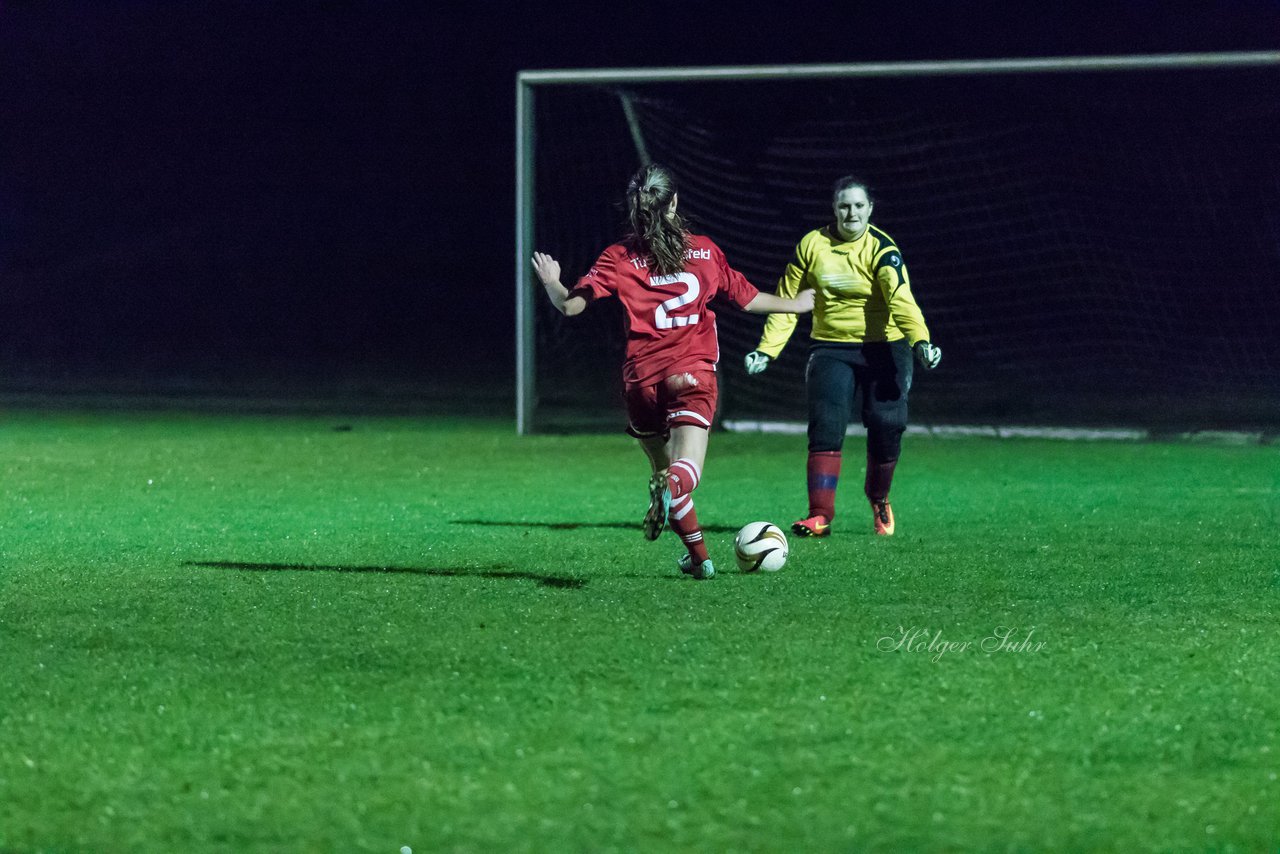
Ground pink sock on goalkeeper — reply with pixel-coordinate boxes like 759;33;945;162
667;458;701;500
807;451;842;521
864;456;898;503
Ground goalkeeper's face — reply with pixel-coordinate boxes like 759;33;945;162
832;187;873;241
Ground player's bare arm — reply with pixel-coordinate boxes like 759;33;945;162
743;288;814;315
531;252;587;317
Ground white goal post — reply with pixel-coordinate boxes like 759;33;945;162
515;52;1280;435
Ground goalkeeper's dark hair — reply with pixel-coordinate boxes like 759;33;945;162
625;163;690;277
831;175;875;205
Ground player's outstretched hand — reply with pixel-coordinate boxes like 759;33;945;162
914;340;942;370
744;350;771;375
530;252;561;286
794;288;816;313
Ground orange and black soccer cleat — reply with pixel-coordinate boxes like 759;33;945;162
791;515;831;538
871;500;895;536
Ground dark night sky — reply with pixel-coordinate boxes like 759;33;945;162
1;1;1277;392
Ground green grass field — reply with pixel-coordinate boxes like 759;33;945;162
2;409;1277;852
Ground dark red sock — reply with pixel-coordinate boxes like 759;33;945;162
807;451;842;521
668;493;710;563
864;456;898;503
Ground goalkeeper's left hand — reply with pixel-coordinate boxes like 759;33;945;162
913;340;942;370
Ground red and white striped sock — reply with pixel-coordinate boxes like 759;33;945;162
669;493;709;564
666;457;701;500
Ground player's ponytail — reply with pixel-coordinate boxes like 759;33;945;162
625;163;690;277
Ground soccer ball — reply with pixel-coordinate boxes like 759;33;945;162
734;522;788;572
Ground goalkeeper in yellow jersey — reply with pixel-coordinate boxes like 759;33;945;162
744;176;941;537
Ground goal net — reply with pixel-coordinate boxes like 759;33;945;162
516;55;1280;435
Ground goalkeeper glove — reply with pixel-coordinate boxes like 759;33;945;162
913;341;942;370
744;350;771;375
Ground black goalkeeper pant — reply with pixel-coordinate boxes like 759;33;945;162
806;340;914;461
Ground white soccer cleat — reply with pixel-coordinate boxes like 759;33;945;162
676;553;715;580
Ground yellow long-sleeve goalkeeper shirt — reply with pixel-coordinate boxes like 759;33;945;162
756;223;931;358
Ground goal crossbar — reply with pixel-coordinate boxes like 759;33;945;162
518;51;1280;86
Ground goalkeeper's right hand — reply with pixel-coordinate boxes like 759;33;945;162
913;340;942;370
744;351;771;375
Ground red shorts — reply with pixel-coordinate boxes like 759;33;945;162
624;370;718;438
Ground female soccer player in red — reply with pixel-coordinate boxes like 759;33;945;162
532;163;814;579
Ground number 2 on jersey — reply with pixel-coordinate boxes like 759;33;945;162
651;272;701;329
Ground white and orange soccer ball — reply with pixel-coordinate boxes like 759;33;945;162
734;522;788;572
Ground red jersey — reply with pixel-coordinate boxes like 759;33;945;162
571;233;760;385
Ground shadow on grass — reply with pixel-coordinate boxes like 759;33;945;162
452;519;739;534
184;560;585;589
